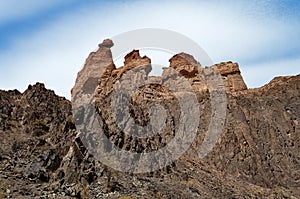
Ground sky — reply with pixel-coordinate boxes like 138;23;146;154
0;0;299;99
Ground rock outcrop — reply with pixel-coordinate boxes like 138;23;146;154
0;39;299;198
0;83;78;198
71;39;114;106
215;61;247;93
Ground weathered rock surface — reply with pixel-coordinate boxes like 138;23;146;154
215;61;248;93
0;39;299;198
71;39;114;107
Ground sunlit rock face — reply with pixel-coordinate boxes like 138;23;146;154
0;39;299;198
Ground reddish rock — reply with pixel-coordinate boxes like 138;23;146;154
0;39;299;198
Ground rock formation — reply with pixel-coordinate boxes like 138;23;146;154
0;39;299;198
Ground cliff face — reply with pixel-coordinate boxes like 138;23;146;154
215;61;248;93
0;39;299;198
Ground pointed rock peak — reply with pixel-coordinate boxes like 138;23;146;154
124;50;140;62
7;89;21;96
72;39;114;101
98;39;114;48
24;83;57;96
124;50;151;66
27;82;46;91
22;82;58;102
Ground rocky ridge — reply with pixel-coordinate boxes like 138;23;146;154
0;39;299;198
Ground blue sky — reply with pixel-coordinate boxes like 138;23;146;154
0;0;299;99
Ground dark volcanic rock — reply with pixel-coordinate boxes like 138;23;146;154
0;83;77;198
0;39;299;198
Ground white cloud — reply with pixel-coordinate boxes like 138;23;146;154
0;0;299;99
